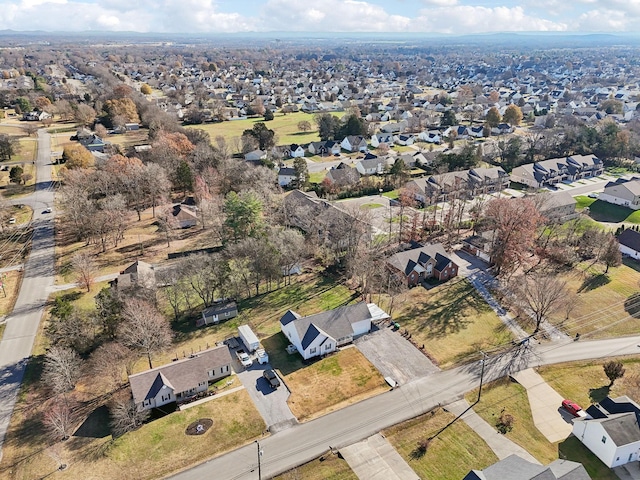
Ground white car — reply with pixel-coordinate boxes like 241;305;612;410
8;217;16;224
43;208;52;213
587;193;599;198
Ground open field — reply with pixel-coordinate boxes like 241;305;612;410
14;137;36;163
548;260;640;338
467;377;617;479
392;279;513;367
107;129;149;149
0;388;265;480
285;347;388;421
575;195;640;224
0;269;23;316
0;163;37;198
185;112;342;152
274;451;357;480
383;408;498;479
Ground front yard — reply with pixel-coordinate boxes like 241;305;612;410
0;269;23;317
383;408;498;479
392;278;513;367
274;452;357;480
285;347;388;421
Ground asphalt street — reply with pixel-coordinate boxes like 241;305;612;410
0;129;55;461
170;335;640;480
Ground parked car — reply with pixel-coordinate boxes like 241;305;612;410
236;349;253;368
562;399;584;417
588;192;599;198
43;208;52;213
8;217;16;224
263;369;280;389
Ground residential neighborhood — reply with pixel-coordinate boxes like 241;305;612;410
4;26;640;480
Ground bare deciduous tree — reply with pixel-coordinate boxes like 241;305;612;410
43;346;82;395
43;398;76;441
109;393;149;438
72;251;97;292
117;298;172;369
514;274;567;334
91;342;136;390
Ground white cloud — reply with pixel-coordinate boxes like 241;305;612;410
422;0;458;6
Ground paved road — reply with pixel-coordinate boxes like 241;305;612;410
170;335;640;480
0;129;54;461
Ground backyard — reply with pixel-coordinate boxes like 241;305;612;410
574;195;640;224
392;278;513;367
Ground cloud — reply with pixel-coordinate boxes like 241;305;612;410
422;0;458;6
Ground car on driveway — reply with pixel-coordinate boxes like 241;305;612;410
263;369;280;389
43;208;52;213
588;192;599;198
562;399;585;417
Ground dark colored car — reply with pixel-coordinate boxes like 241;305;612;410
263;369;280;389
562;399;583;417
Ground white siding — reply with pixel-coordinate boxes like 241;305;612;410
620;244;640;260
351;318;372;337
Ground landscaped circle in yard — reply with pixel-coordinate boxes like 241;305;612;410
185;418;213;436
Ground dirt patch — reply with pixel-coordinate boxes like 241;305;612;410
185;418;213;436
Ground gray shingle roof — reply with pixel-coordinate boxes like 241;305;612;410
463;454;589;480
128;345;232;404
387;243;455;276
618;228;640;253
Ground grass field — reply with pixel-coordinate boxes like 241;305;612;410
275;452;357;480
14;137;36;163
285;347;388;421
185;112;341;152
0;269;23;316
108;129;149;149
392;279;513;367
0;163;36;198
384;408;498;479
575;195;640;224
548;260;640;338
0;389;265;480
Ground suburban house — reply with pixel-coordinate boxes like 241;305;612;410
325;164;361;187
280;302;389;360
394;134;415;146
23;110;51;121
308;141;341;156
355;155;386;176
462;230;496;264
572;396;640;468
387;243;458;287
111;260;156;290
171;204;197;228
78;134;108;153
406;167;509;205
244;149;267;162
617;228;640;259
278;166;297;187
463;454;589;480
599;177;640;210
417;130;441;144
128;345;233;411
536;191;579;222
341;135;368;152
510;155;604;188
287;144;305;158
197;301;238;327
371;133;394;148
468;125;485;138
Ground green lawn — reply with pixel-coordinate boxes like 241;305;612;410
575;195;640;224
185;112;342;152
360;203;383;209
392;279;513;367
384;408;498;479
382;189;399;200
548;261;640;338
309;171;326;184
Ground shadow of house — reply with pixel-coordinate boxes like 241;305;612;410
73;405;111;439
577;273;611;293
624;293;640;317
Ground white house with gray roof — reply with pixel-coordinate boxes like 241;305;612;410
128;345;233;411
280;302;389;360
572;396;640;468
463;454;589;480
600;177;640;210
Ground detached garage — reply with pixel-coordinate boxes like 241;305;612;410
618;228;640;260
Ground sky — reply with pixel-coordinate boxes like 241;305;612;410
1;0;639;35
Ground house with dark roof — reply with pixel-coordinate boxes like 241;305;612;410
463;454;589;480
355;155;386;176
280;302;389;360
618;228;640;260
600;177;640;210
387;243;458;287
278;166;297;187
510;155;603;188
572;396;640;468
325;164;360;187
128;345;233;411
172;204;197;228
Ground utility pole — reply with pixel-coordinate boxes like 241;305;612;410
429;351;488;441
255;440;263;480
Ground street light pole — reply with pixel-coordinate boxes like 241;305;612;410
255;440;263;480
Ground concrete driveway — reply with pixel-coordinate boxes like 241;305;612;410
236;363;297;433
511;368;573;443
355;327;439;386
340;433;419;480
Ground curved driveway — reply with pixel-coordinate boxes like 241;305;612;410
0;129;55;461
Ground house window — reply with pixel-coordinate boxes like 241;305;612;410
310;347;317;354
325;343;332;350
225;312;230;317
602;436;607;444
225;365;229;372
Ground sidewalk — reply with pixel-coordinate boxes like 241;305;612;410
50;273;119;292
446;399;540;464
340;433;419;480
511;368;573;443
